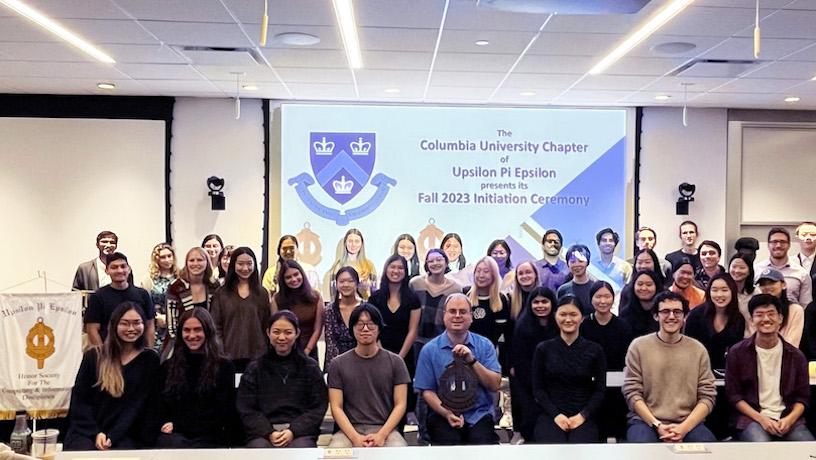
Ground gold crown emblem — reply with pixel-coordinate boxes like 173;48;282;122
333;175;354;195
313;137;335;155
350;137;371;155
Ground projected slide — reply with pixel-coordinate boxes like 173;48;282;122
279;104;628;286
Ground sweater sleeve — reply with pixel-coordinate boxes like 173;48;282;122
209;291;224;343
580;344;607;419
106;352;160;447
622;340;645;409
67;351;101;438
288;364;329;438
236;364;274;440
695;347;717;413
531;344;560;418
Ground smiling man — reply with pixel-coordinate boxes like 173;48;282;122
665;221;702;273
73;230;120;291
622;291;717;443
327;304;410;447
725;294;814;442
669;257;705;309
755;227;812;307
414;293;502;445
591;228;632;293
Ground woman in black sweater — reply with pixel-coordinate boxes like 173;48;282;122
579;281;633;371
65;302;160;450
510;286;559;442
237;310;328;448
684;273;745;370
531;296;606;444
619;270;664;338
157;307;237;448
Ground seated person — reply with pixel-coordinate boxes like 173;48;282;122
623;291;717;443
157;308;236;448
725;294;814;442
327;304;410;447
414;293;502;445
65;303;160;450
237;311;328;448
531;296;606;443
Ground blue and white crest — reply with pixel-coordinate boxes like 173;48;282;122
310;132;375;205
289;131;397;226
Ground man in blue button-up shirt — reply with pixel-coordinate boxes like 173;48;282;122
414;293;502;445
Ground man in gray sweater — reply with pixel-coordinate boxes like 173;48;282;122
623;290;717;443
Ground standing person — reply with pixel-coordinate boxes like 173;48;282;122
665;221;702;273
580;281;633;371
591;228;632;293
141;243;179;350
630;227;672;278
466;256;509;347
531;296;606;443
157;308;236;448
794;221;816;286
85;253;155;348
619;271;663;339
729;253;756;335
487;239;514;283
755;227;812;307
65;303;160;450
210;246;271;372
327;305;411;447
756;267;804;347
163;247;221;360
271;259;323;361
684;273;745;371
725;294;815;442
557;245;595;315
237;311;328;448
323;267;365;369
216;245;235;285
201;234;224;278
262;235;321;295
669;257;706;309
694;240;725;290
441;233;467;274
414;294;502;445
623;291;717;443
510;287;559;442
73;230;120;291
369;255;421;417
327;229;377;299
392;234;421;279
619;248;668;308
536;229;569;293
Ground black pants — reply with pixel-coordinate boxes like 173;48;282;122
533;416;599;444
155;432;221;449
64;434;137;451
427;413;498;445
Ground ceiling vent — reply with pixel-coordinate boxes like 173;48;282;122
476;0;652;14
177;46;261;66
668;59;759;78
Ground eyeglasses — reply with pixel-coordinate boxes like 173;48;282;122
752;312;779;320
353;322;378;331
769;239;789;246
657;309;685;318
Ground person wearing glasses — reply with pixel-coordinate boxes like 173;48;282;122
622;291;717;443
536;229;569;293
755;227;812;307
327;304;410;447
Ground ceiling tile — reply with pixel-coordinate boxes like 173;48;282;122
274;67;353;85
365;50;432;70
515;55;595;74
116;63;203;80
0;0;129;20
61;19;158;45
286;83;357;100
701;37;816;61
0;61;126;79
194;64;283;82
261;48;347;68
111;0;234;22
221;0;336;26
434;52;519;72
712;77;803;92
359;27;438;52
139;21;252;47
0;41;94;62
744;61;816;80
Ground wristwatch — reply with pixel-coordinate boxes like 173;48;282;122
652;420;663;429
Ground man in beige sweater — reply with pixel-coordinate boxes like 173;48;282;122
623;290;717;443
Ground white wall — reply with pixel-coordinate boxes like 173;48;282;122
639;107;728;257
170;98;266;265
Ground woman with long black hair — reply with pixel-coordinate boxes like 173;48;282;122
271;259;323;361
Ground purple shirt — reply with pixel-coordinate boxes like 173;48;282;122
725;335;810;430
536;258;569;293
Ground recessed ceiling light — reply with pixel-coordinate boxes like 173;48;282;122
475;40;490;46
273;32;321;46
242;84;258;91
784;96;800;103
811;75;816;81
97;82;116;90
520;91;536;96
654;95;671;100
384;88;400;94
650;41;696;55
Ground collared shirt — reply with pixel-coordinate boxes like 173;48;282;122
95;257;111;289
755;259;813;306
536;258;569;293
414;331;501;426
591;256;632;291
796;252;815;276
669;283;706;309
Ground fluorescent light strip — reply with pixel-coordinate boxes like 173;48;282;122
423;0;450;101
588;0;693;76
0;0;115;63
332;0;363;69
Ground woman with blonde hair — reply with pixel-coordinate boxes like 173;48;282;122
141;243;179;349
65;302;160;450
326;228;377;299
467;256;509;346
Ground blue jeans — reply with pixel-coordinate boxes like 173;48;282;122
738;421;815;442
627;419;717;443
